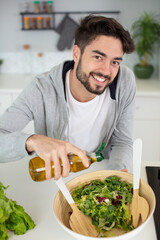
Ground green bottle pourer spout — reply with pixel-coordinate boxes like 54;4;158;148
96;142;106;162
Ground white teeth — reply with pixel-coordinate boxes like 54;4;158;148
96;77;105;82
93;74;105;82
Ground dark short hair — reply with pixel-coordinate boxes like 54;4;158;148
74;15;135;54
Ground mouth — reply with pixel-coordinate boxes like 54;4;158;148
90;72;111;84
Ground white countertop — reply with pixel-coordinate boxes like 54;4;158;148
0;158;158;240
0;74;35;92
0;73;160;95
136;78;160;96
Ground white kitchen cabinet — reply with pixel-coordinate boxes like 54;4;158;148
0;90;22;116
0;92;12;115
134;95;160;120
0;74;34;134
133;94;160;161
0;93;34;134
0;91;34;134
0;90;34;134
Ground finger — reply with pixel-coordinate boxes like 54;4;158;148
77;150;89;168
45;159;52;180
53;155;62;180
66;143;89;168
61;155;70;178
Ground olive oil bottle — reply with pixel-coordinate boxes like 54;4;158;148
29;144;105;181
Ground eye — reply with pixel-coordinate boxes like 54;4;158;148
94;55;102;60
112;60;120;66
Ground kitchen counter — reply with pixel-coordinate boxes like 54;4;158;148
136;78;160;96
0;74;35;92
0;158;158;240
0;73;160;95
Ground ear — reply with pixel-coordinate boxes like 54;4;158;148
73;45;80;63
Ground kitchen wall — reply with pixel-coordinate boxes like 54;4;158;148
0;0;160;75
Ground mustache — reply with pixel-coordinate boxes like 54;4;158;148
90;72;111;81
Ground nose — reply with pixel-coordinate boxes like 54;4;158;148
100;60;111;76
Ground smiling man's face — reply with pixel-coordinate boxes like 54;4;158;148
74;35;123;95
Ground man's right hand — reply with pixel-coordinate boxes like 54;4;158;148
26;134;89;180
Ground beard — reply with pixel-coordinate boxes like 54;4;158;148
76;57;112;95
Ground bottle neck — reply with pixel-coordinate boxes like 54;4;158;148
96;151;104;162
88;151;104;162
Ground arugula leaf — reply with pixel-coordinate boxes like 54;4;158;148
72;176;134;237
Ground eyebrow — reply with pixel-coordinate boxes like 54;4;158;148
114;57;123;61
93;50;107;57
92;50;123;61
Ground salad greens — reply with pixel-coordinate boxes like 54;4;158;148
72;176;134;237
0;182;35;240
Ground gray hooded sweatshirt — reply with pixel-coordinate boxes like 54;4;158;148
0;61;136;171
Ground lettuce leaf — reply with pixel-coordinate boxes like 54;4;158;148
72;176;134;237
0;223;10;240
0;181;35;239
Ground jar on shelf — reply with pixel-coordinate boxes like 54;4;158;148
24;2;29;13
37;17;43;29
31;17;37;29
42;1;47;13
24;17;30;29
45;17;51;29
47;1;53;13
34;1;40;13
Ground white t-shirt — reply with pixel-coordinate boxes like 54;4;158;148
65;70;112;152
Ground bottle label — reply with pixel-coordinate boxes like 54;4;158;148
87;152;97;159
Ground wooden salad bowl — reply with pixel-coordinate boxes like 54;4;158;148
53;170;155;240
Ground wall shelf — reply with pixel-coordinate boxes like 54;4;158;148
20;11;120;31
21;28;55;31
20;11;121;50
20;11;120;15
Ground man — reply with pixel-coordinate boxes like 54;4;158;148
0;15;136;180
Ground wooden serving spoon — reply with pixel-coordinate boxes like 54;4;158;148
55;177;98;237
130;139;149;228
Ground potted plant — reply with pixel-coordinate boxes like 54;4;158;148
131;12;160;79
0;59;3;72
0;59;3;65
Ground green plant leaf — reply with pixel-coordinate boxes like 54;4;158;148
131;12;160;65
